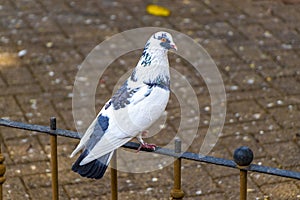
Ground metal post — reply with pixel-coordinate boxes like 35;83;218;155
0;143;5;200
240;169;247;200
170;139;184;200
111;151;118;200
50;117;59;200
233;146;254;200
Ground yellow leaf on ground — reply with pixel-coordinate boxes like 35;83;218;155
146;4;171;17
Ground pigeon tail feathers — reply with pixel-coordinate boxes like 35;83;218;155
72;149;113;179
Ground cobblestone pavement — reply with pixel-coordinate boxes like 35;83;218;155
0;0;300;199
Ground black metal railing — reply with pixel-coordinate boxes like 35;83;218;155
0;118;299;200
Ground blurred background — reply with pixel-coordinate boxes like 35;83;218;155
0;0;299;199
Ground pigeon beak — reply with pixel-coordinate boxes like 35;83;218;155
170;43;177;51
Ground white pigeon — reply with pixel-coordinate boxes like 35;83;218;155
70;31;177;179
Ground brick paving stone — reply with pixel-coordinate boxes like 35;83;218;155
100;187;172;200
23;173;51;189
22;50;55;67
0;144;13;165
269;106;300;129
250;157;288;186
238;24;266;40
226;88;281;101
0;127;38;141
273;29;300;48
263;141;300;168
64;180;113;199
185;193;226;200
57;169;89;185
181;162;220;196
38;0;71;13
1;14;28;30
37;132;78;150
202;39;235;58
216;59;248;75
0;74;6;86
49;51;83;70
3;177;30;200
3;85;42;97
119;168;174;192
41;137;77;156
1;66;35;85
257;64;300;79
216;174;264;200
6;161;50;178
208;22;235;37
25;14;61;34
222;60;279;73
0;96;23;117
13;0;42;11
228;70;269;91
33;67;71;92
29;187;69;200
254;128;299;144
270;50;300;68
231;42;271;63
260;181;300;199
221;118;280;137
271;77;300;95
206;0;237;14
21;33;74;51
8;29;35;46
0;1;15;16
294;166;300;187
226;100;267;123
237;1;270;18
5;135;48;164
15;94;61;125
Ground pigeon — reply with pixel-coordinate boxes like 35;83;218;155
70;31;177;179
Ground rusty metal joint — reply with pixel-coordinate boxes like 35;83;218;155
170;189;185;199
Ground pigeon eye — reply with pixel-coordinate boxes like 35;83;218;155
161;38;167;42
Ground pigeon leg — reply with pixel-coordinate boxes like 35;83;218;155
136;132;157;152
138;143;157;151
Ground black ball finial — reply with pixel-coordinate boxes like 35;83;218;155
233;146;253;166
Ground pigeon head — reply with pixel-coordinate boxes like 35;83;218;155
147;31;177;51
130;31;175;86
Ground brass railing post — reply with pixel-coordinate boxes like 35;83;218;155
233;146;254;200
0;142;5;200
111;151;118;200
240;169;247;200
170;139;184;200
50;117;59;200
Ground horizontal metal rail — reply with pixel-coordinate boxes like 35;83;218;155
0;118;80;138
0;118;299;180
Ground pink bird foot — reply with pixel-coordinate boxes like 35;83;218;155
137;143;157;152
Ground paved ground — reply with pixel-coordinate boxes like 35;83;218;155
0;0;300;199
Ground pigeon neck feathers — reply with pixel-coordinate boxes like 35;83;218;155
129;31;176;90
134;46;170;88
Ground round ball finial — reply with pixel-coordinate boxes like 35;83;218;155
233;146;253;166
